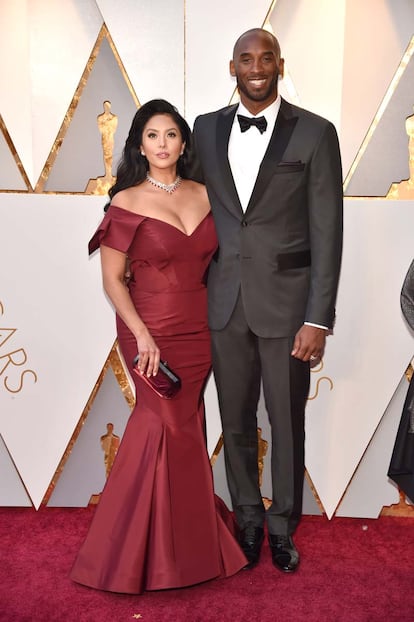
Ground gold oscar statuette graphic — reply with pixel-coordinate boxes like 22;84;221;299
258;427;272;510
101;422;120;478
257;427;268;488
387;105;414;198
86;100;118;195
210;427;271;507
381;489;414;517
89;422;120;505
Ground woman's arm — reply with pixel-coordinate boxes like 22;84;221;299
100;244;160;376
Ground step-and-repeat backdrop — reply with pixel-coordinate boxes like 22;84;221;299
1;0;414;518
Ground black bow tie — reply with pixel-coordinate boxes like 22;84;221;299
237;114;268;134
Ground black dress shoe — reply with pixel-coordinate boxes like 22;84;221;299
239;524;264;569
268;534;299;573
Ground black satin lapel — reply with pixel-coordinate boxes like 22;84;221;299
246;107;298;212
216;107;243;217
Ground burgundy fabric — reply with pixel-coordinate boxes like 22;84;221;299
71;206;246;593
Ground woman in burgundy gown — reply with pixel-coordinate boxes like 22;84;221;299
70;100;246;594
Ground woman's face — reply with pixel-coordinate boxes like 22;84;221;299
140;114;185;173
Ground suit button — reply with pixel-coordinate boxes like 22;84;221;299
241;221;248;227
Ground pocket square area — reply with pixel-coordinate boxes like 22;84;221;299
276;161;305;172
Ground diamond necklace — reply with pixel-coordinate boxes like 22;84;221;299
146;173;182;194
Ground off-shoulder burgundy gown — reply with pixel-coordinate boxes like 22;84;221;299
70;205;246;594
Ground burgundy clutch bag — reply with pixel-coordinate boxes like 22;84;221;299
132;355;181;399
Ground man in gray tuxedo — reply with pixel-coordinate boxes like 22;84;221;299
193;28;343;572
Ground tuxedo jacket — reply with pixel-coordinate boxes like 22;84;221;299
193;98;343;338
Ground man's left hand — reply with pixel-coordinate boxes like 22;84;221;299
291;325;327;362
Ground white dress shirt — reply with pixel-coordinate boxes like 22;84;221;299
228;97;280;211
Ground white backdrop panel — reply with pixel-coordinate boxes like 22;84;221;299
47;368;131;507
0;194;116;508
97;0;185;113
0;435;32;506
341;0;414;176
0;132;27;191
185;0;271;124
306;199;414;517
0;0;103;189
0;0;32;183
336;372;407;518
269;0;346;132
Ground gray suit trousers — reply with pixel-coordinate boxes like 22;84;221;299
211;293;310;535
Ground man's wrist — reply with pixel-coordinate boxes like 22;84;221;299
304;322;328;330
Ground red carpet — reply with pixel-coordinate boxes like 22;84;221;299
1;507;414;621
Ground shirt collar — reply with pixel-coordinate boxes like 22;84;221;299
237;96;281;127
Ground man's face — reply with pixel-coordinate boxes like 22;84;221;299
230;31;284;112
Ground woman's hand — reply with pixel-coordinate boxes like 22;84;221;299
136;329;160;377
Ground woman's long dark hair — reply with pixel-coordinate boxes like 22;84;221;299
108;99;195;201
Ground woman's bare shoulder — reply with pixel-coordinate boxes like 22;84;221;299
110;185;146;212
